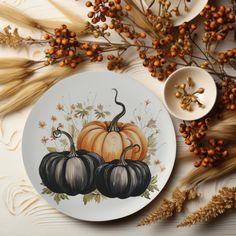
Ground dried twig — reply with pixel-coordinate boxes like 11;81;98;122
178;187;236;227
138;187;199;226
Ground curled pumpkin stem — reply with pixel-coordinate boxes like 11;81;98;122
53;127;77;156
108;88;126;132
119;140;140;165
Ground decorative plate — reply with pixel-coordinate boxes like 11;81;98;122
22;72;176;222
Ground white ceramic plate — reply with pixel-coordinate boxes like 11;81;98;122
22;72;176;221
144;0;208;26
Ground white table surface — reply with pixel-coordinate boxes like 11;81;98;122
0;0;236;236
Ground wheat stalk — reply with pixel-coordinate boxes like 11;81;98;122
0;3;88;34
0;68;34;84
138;187;199;226
48;0;89;33
0;66;77;116
181;152;236;187
0;58;36;68
177;187;236;227
0;4;45;30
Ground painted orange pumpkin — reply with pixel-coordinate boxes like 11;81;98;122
77;89;148;162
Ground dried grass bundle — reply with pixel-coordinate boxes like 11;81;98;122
48;0;89;33
138;187;199;226
0;66;75;116
0;80;51;115
0;80;23;100
177;187;236;227
0;58;35;69
181;150;236;187
207;111;236;141
0;68;34;84
0;4;44;30
35;20;85;34
0;4;88;34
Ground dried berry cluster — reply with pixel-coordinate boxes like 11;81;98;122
44;25;110;68
86;0;198;80
86;0;132;24
200;4;235;43
141;52;177;80
139;22;196;80
106;53;123;70
221;81;236;111
86;0;148;42
175;77;205;112
179;119;229;167
44;25;82;67
218;48;236;63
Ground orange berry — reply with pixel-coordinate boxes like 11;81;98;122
48;48;55;55
154;60;159;67
227;50;234;57
86;50;93;56
92;18;98;24
44;33;50;40
56;49;63;57
70;32;76;38
191;24;197;30
59;61;65;67
61;38;68;45
125;4;132;11
116;4;122;11
86;1;92;7
222;150;229;157
97;54;103;61
217;17;224;24
107;54;114;60
140;32;146;39
87;12;94;18
70;62;77;68
207;149;215;156
69;50;75;57
209;21;216;29
56;38;61;44
109;23;114;29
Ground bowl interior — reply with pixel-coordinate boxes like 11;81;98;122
164;67;217;121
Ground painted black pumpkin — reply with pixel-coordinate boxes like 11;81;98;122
95;141;151;199
39;128;104;196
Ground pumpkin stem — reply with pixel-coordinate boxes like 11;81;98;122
119;139;140;165
53;128;77;156
108;88;126;132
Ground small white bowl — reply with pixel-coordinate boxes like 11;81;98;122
164;66;217;121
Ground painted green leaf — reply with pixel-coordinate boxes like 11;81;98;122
83;191;106;205
77;103;83;109
59;138;68;147
146;119;157;129
86;105;93;111
83;193;95;205
141;175;159;199
46;147;57;153
97;104;103;110
69;125;75;139
42;187;69;204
